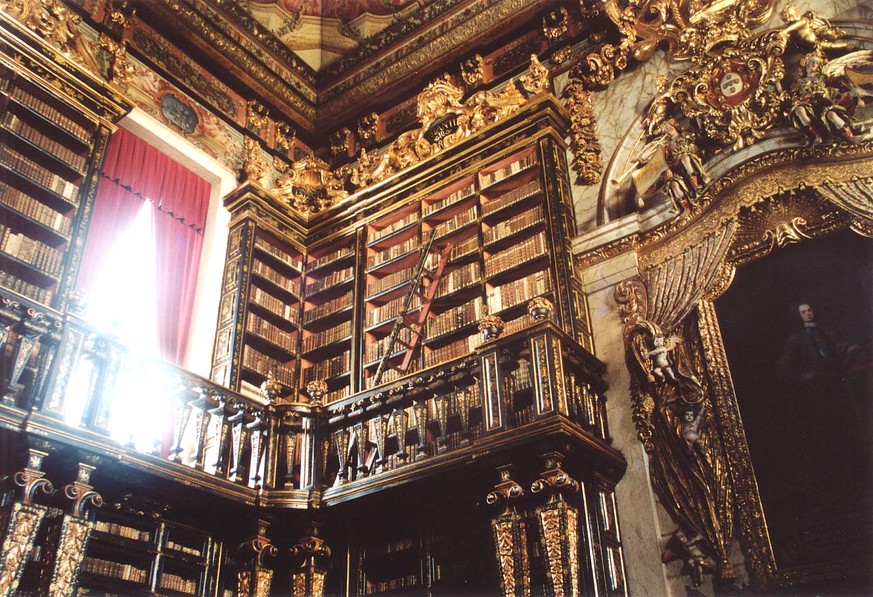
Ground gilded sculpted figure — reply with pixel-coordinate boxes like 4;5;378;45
780;5;854;52
787;52;857;144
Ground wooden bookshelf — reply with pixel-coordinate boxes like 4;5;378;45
300;234;357;397
0;66;117;308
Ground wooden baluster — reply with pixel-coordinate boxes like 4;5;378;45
392;408;409;461
354;420;370;474
334;428;350;483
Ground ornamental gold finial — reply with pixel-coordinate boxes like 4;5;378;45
478;314;505;341
528;297;554;321
305;379;328;405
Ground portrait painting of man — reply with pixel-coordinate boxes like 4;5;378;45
716;230;872;575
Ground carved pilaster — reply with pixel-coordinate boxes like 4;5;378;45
486;465;530;597
530;452;581;597
237;519;277;597
289;524;331;597
44;463;102;597
0;449;53;597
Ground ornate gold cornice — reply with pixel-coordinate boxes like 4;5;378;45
347;71;529;188
578;142;873;268
149;0;316;129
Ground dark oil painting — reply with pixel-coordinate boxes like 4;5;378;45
716;229;872;578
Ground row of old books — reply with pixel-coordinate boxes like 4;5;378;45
251;286;299;324
3;113;88;173
10;85;92;143
0;180;73;235
246;313;296;348
0;223;64;277
252;259;302;297
0;145;79;200
301;319;352;353
253;237;303;271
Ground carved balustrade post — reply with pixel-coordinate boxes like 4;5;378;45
448;366;474;445
392;407;409;461
41;462;102;596
170;386;204;463
237;519;277;597
299;380;325;489
530;451;582;597
333;428;350;483
354;420;370;474
259;374;283;489
289;523;332;597
0;297;20;370
0;448;54;597
427;375;451;452
372;412;390;466
228;407;249;483
271;405;300;490
247;413;267;488
486;464;530;597
411;398;428;460
80;335;126;433
4;305;54;407
210;398;233;476
192;393;217;471
41;313;88;418
528;329;568;418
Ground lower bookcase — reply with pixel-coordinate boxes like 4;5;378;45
75;510;221;596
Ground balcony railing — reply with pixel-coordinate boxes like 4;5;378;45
0;291;616;507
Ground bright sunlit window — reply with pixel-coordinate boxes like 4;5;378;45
85;200;160;355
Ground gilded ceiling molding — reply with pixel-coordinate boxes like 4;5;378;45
318;0;540;124
153;0;316;126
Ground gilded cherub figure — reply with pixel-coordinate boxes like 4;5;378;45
647;333;682;384
787;52;856;144
780;5;854;53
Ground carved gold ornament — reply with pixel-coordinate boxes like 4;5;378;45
520;54;550;95
479;314;506;341
247;101;270;132
644;30;788;149
461;54;485;87
272;155;348;214
243;138;270;183
1;0;82;55
541;7;568;41
577;0;776;88
350;74;526;188
562;79;602;185
487;465;530;597
357;112;380;148
305;379;329;404
276;122;296;152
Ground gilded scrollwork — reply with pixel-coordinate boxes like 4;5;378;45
272;155;348;214
520;54;550;95
577;0;776;89
562;79;602;185
349;73;526;187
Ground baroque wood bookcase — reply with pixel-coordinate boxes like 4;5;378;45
212;94;594;406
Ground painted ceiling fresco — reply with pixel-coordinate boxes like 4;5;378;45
244;0;426;70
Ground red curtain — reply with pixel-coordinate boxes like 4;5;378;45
79;128;211;365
